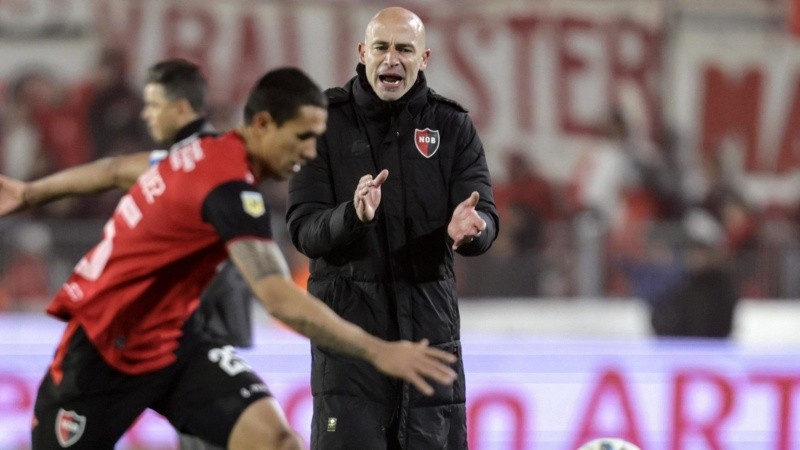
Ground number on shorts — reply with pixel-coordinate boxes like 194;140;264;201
208;345;253;376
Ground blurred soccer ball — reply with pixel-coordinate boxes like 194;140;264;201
577;437;642;450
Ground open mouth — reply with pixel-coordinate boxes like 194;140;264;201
378;74;403;86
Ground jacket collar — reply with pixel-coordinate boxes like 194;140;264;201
171;118;211;146
351;64;428;120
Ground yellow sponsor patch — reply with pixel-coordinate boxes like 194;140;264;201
241;191;266;218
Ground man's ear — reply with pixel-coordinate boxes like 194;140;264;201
176;98;196;116
357;42;367;64
419;48;431;71
252;110;275;131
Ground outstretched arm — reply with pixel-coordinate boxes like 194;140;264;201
0;152;152;216
227;238;457;395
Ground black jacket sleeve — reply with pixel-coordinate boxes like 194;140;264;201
449;113;499;256
286;136;374;258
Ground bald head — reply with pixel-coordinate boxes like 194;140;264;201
358;7;430;101
365;7;426;45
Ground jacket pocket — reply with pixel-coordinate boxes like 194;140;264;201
407;339;466;408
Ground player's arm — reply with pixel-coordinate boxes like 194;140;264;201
226;238;457;395
204;181;456;395
0;151;152;216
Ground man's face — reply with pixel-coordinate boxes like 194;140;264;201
141;83;184;145
252;105;328;180
358;14;430;101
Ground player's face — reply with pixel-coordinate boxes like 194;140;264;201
141;83;184;145
358;14;430;101
257;105;327;180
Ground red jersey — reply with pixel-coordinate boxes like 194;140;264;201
47;131;271;374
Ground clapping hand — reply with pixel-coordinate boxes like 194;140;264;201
353;169;389;223
447;191;486;250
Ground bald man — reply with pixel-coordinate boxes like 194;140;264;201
287;7;499;449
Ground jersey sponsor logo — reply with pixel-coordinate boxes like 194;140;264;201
414;128;440;158
55;408;85;447
240;191;266;218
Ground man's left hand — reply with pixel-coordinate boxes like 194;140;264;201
447;191;486;250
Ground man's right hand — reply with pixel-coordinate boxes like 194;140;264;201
0;175;28;216
371;339;457;396
353;169;389;222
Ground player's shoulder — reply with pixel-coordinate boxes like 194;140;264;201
325;86;350;105
195;130;220;141
199;130;241;149
173;131;246;175
428;89;468;113
166;130;218;156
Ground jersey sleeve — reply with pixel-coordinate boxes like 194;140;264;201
201;180;273;242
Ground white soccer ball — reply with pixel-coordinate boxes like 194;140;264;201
577;437;642;450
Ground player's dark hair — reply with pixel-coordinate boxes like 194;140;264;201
243;67;327;126
145;58;207;113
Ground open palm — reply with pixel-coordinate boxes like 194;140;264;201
354;169;389;222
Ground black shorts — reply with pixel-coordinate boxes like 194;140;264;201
31;315;271;449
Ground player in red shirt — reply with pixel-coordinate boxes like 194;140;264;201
2;67;457;449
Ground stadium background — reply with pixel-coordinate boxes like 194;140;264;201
1;0;800;448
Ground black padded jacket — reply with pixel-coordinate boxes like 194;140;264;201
287;65;498;449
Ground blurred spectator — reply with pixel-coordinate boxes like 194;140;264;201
567;111;633;227
460;151;559;297
458;201;542;297
689;147;761;296
619;223;685;309
696;151;758;255
649;209;739;338
0;57;152;219
84;47;151;160
568;108;673;296
1;69;58;182
66;47;154;218
31;75;92;174
494;150;562;250
567;109;673;240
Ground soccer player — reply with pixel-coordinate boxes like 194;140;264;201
4;67;457;449
1;58;254;449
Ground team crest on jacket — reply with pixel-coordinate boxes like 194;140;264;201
241;191;266;218
414;128;440;158
55;408;86;447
